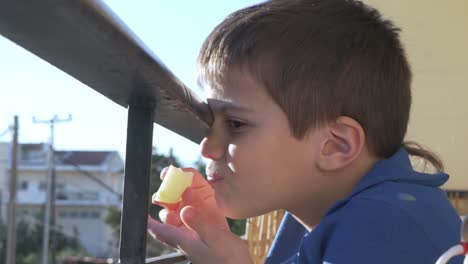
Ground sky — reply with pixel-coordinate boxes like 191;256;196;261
0;0;264;166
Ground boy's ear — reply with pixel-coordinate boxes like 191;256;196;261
316;116;365;172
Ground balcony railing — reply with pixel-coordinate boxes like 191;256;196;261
0;1;211;263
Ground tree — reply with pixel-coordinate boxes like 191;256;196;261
0;216;86;264
0;218;6;264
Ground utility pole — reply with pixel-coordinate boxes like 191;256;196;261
33;114;72;264
5;116;18;264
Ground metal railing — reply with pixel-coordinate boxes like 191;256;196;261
0;1;211;263
145;252;187;264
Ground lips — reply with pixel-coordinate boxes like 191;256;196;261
207;172;224;184
206;162;229;184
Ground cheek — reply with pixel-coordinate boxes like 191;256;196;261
226;133;288;183
226;143;257;179
226;134;267;174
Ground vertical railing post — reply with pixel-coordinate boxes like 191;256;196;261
119;102;155;264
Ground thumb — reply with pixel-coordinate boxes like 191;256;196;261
180;206;227;246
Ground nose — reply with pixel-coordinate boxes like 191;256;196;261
200;129;225;161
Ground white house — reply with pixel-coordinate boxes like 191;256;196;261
0;142;124;258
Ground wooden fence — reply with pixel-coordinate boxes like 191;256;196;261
246;210;286;264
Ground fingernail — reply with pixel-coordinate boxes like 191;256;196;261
159;209;168;223
160;167;169;178
184;208;196;221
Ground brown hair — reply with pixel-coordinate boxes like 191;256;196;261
197;0;443;171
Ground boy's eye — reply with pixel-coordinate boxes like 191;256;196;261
226;120;245;129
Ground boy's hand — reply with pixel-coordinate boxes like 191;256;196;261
148;168;253;264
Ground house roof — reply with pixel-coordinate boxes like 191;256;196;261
55;151;113;166
17;143;117;167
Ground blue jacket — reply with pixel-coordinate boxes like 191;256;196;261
266;148;463;264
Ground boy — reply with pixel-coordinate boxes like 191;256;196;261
148;0;462;263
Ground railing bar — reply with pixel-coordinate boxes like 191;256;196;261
119;103;155;264
145;252;187;264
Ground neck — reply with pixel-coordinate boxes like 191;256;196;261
290;154;379;231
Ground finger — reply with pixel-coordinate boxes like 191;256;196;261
164;209;183;227
158;207;184;227
180;168;214;205
158;209;168;223
147;215;184;248
181;167;209;188
180;206;229;247
160;166;170;180
152;197;180;211
182;183;213;206
182;184;226;230
148;215;207;254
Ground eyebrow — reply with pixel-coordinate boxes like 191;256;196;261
207;99;252;113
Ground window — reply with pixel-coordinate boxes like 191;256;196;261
90;211;100;219
22;149;45;162
56;192;68;200
19;181;28;190
80;211;89;218
39;181;47;190
69;211;78;218
83;192;99;201
18;209;28;217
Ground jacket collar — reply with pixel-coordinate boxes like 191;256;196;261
326;147;449;215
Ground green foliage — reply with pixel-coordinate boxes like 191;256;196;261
55;247;89;260
194;156;207;176
104;206;121;241
0;217;87;264
0;218;6;263
227;218;247;236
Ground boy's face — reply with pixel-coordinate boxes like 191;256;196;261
200;67;324;219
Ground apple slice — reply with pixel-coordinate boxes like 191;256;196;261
153;165;193;204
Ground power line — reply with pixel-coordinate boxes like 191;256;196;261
59;155;122;198
0;127;11;138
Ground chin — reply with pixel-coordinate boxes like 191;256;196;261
216;197;251;219
220;201;271;219
214;192;274;219
224;209;252;220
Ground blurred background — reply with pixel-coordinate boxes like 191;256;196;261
0;0;467;263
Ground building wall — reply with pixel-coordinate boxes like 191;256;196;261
17;204;118;258
17;167;121;205
0;146;124;258
15;166;122;257
55;205;117;258
105;153;124;194
362;1;468;189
